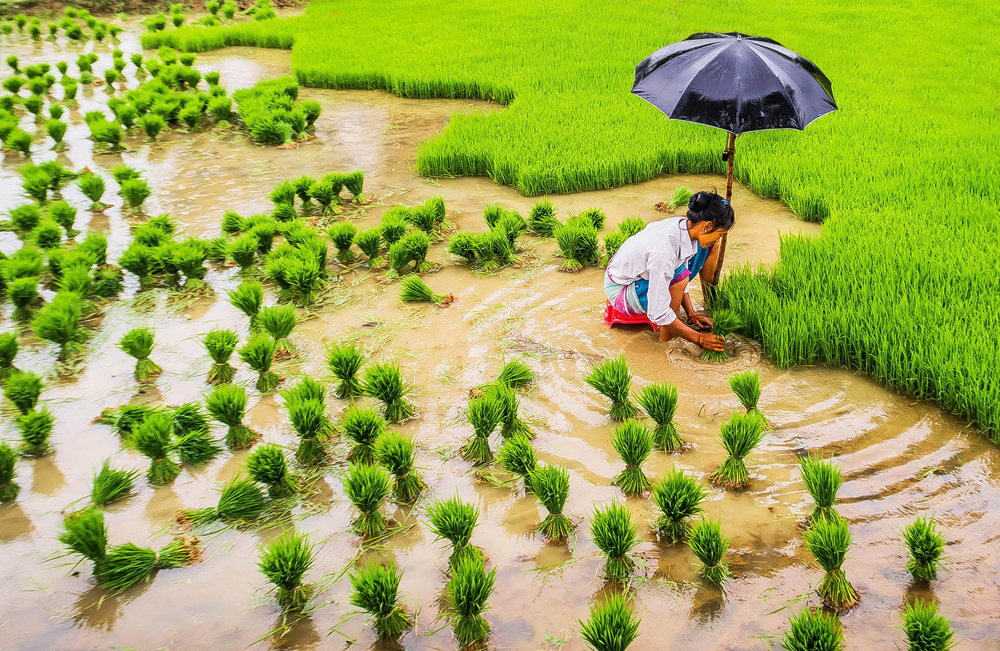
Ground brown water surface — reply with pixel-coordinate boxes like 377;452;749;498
1;24;997;651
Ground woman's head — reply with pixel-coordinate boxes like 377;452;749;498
686;191;735;246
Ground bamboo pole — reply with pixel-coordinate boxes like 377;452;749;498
710;131;737;288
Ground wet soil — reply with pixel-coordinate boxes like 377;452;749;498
1;25;998;651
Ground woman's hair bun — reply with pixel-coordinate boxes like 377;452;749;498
689;191;712;212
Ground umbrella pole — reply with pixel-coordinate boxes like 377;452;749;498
709;131;737;290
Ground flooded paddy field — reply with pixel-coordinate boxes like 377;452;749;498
1;24;998;651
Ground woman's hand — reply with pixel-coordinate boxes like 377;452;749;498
687;313;713;330
697;333;725;352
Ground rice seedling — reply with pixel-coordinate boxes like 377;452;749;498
585;355;639;421
461;393;503;465
286;396;330;465
554;220;600;272
902;600;955;651
635;381;682;451
4;371;42;414
804;516;859;610
269;180;297;208
526;463;572;541
375;431;424;503
388;231;431;275
326;343;365;399
228;234;258;269
602;230;627;266
24;95;43;118
651;468;707;542
579;592;641;651
118;328;162;383
487;383;531;439
91;461;140;505
424;495;482;568
399;274;451;306
120;179;152;211
688;517;729;586
98;404;157;440
327;222;357;263
77;173;107;210
257;305;296;356
614;218;644;239
247;443;298;498
498;434;537;493
46;118;67;148
447;231;479;265
239;334;281;392
228;281;263;331
131;412;182;484
711;412;767;489
180;475;267;525
363;361;414;423
17;407;54;457
354;228;384;268
32;294;86;359
33;219;64;249
528;198;561;236
590;501;639;581
202;329;239;386
0;332;18;381
49;201;77;236
349;561;413;640
338;404;382;465
59;507;108;569
491;361;532;392
781;608;843;651
728;369;764;421
903;516;945;581
172;407;220;467
206;384;259;449
448;557;496;647
611;419;652;496
9;277;39;320
4;128;30;156
119;245;158;285
668;186;694;211
799;455;842;523
257;530;315;611
701;310;742;362
0;443;20;502
344;463;392;537
9;204;41;233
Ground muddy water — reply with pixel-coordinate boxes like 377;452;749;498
1;24;998;651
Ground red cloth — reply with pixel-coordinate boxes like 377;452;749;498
603;302;657;331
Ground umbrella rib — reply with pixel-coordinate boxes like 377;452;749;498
747;47;804;129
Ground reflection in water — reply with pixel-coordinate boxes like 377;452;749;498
269;612;322;651
30;454;67;496
0;504;35;542
70;585;123;633
689;583;727;624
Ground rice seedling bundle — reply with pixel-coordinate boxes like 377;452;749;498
585;355;639;422
617;218;645;239
59;508;108;570
99;535;202;594
529;198;561;236
711;412;767;489
344;463;392;537
687;517;729;585
32;219;64;249
17;407;54;457
635;381;682;451
173;404;221;466
701;310;742;363
6;247;45;279
804;516;859;610
375;431;424;503
554;220;599;272
228;281;263;330
0;443;21;502
9;204;41;233
349;561;413;640
98;404;157;439
799;455;842;523
340;404;385;465
427;495;482;568
181;475;267;525
408;196;446;233
4;371;42;414
231;76;313;146
496;358;534;389
258;530;314;611
498;434;537;491
447;231;478;264
119;245;158;285
133;412;182;484
328;222;357;262
611;419;652;496
579;592;641;651
48;201;77;235
120;179;152;210
590;501;638;580
24;169;52;203
448;557;496;647
77;173;106;209
91;460;140;505
9;277;39;320
651;468;707;542
228;234;258;269
462;393;503;465
206;383;259;449
203;329;239;384
239;334;281;392
781;608;843;651
527;463;572;540
118;328;162;382
4;128;31;156
0;332;18;380
269;180;297;207
399;274;451;306
247;443;298;498
388;230;431;275
326;343;365;399
172;239;209;283
602;230;627;266
902;600;955;651
379;209;408;246
248;222;276;254
363;361;414;423
257;305;296;356
355;228;384;268
668;186;694;211
24;95;44;117
728;369;764;422
488;383;531;439
903;516;945;581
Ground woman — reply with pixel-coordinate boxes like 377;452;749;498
604;191;734;351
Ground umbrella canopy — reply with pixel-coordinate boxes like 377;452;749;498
632;32;837;135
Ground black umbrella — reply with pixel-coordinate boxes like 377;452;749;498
632;32;836;283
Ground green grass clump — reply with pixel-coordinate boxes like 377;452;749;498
326;343;365;399
258;531;314;611
400;274;450;306
462;393;503;465
206;383;259;449
498;434;537;491
804;516;859;611
579;592;641;651
91;460;140;505
651;468;707;542
247;443;297;498
5;371;42;414
350;561;413;640
902;600;955;651
590;501;638;581
799;455;842;523
180;475;267;525
375;431;424;503
17;408;55;457
239;334;281;392
701;310;742;363
427;495;482;569
340;404;384;465
344;463;392;537
611;419;652;496
728;369;762;415
133;412;181;484
118;328;162;382
448;557;496;647
688;517;729;586
903;516;945;582
204;328;239;384
363;361;414;423
228;281;263;330
586;355;639;421
530;463;573;541
635;382;681;451
781;608;843;651
711;412;767;489
0;443;21;502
